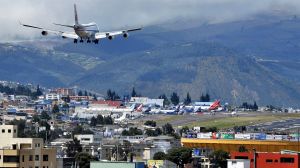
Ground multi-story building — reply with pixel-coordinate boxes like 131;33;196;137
45;94;60;101
0;125;57;168
55;88;75;96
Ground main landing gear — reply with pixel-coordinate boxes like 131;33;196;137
73;38;99;44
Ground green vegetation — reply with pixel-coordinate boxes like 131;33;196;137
209;150;229;168
200;93;210;102
90;115;113;126
170;92;180;105
75;152;98;168
153;151;166;160
0;84;42;99
158;94;170;107
166;147;192;168
106;89;120;100
145;128;162;137
122;127;143;136
184;92;192;105
144;120;157;127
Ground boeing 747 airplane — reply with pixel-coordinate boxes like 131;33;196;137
20;4;142;44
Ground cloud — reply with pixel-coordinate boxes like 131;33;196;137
2;0;300;41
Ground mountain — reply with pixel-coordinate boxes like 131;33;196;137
2;14;300;107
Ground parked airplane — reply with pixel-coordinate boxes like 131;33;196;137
20;4;142;44
194;100;222;112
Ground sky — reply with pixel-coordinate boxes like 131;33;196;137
1;0;300;41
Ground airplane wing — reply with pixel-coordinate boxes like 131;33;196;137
95;27;142;39
20;22;79;39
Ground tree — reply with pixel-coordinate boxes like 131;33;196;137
66;138;82;157
96;115;104;125
90;116;97;126
184;92;192;105
162;123;174;135
75;152;98;168
122;127;143;136
35;85;43;98
104;116;113;125
78;90;83;96
64;95;71;103
32;115;40;123
9;119;26;137
145;128;162;137
238;145;248;152
72;125;94;136
84;90;88;96
170;92;180;105
180;126;189;136
209;150;229;168
253;101;258;111
131;87;137;97
153;152;166;160
166;147;192;167
144;120;156;127
52;104;60;114
106;89;120;100
41;111;51;120
159;94;170;107
205;93;210;102
200;93;210;102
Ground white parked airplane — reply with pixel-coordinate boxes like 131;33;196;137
20;4;142;44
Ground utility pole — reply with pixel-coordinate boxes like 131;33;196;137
253;148;256;168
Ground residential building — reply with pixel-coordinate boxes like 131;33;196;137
231;151;300;168
227;159;250;168
0;125;57;168
45;94;60;101
55;88;75;96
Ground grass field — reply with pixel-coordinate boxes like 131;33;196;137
154;113;300;129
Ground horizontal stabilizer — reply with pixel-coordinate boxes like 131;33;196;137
53;23;74;28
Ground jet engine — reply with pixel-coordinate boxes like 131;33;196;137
108;35;114;40
123;33;129;38
41;31;48;36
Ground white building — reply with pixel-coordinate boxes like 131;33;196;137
46;93;60;100
130;97;164;107
227;159;250;168
74;134;102;145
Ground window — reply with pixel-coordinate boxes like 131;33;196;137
235;156;249;159
13;129;16;133
43;155;48;161
3;156;19;163
266;159;273;162
8;129;11;133
275;160;278;162
35;155;39;161
12;144;16;150
280;157;294;163
29;155;33;161
2;129;5;133
22;155;24;162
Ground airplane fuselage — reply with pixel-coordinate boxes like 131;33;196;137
74;22;99;40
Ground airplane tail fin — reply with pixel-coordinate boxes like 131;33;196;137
209;100;221;110
74;4;79;25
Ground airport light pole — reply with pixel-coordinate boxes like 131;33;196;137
297;127;299;153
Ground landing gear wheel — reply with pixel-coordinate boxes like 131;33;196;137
80;39;84;43
74;39;78;43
